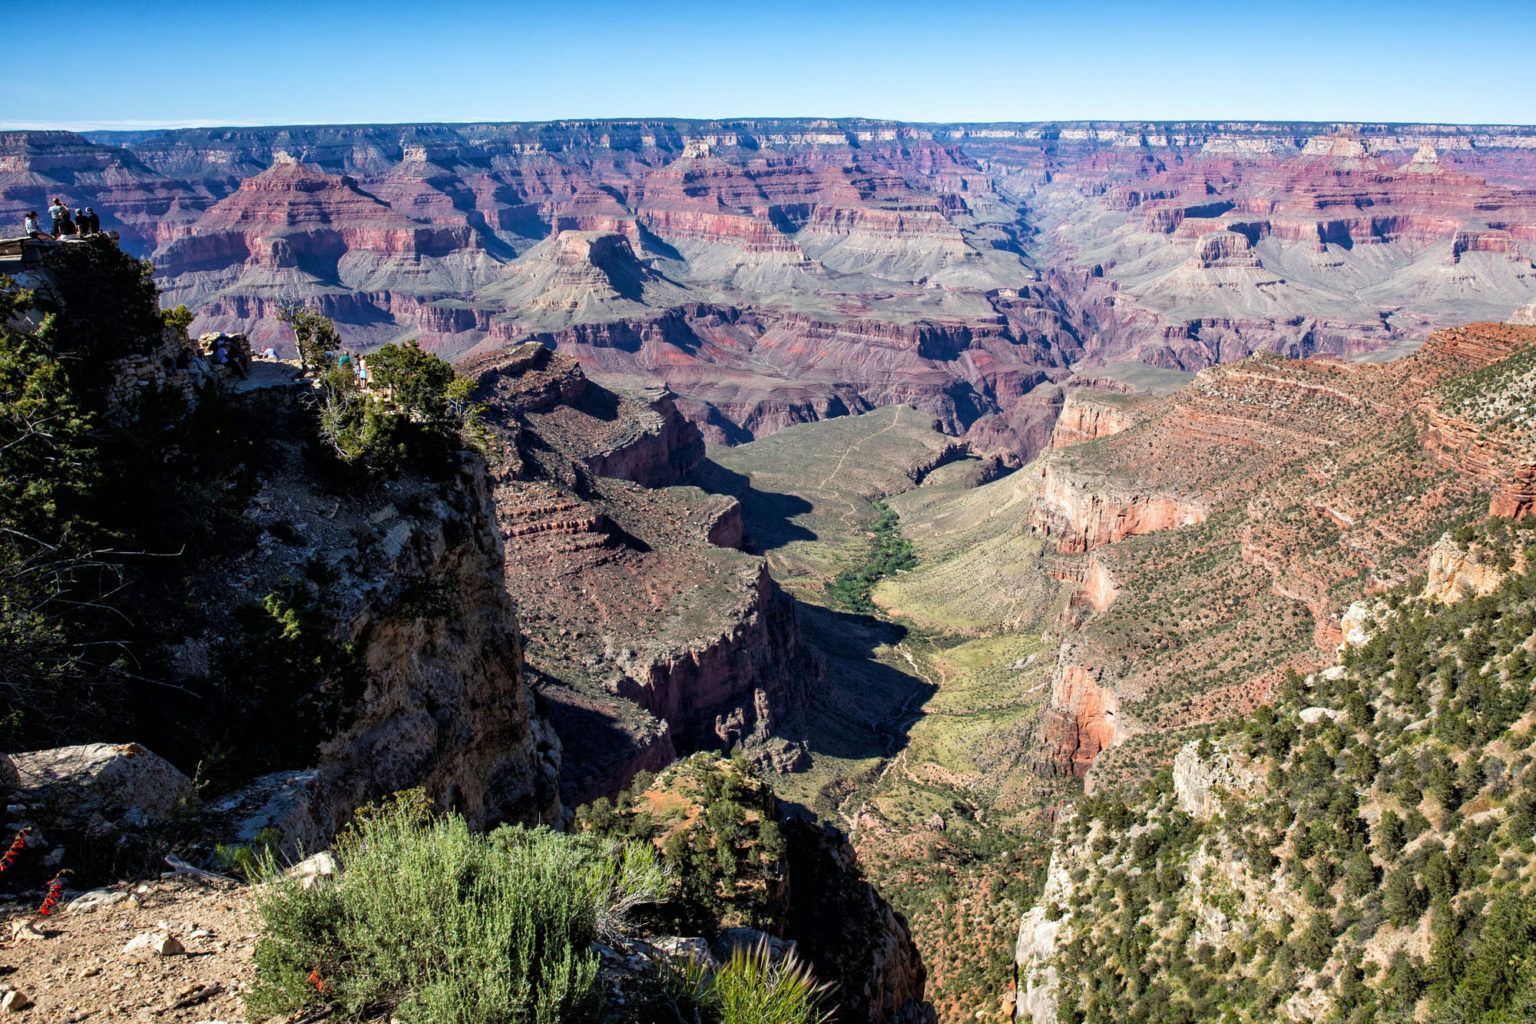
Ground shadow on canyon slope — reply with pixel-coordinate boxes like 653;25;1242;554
571;380;621;422
797;603;935;764
529;671;670;811
692;458;817;551
635;222;685;262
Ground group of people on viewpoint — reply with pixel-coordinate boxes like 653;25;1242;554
20;199;367;378
22;198;103;240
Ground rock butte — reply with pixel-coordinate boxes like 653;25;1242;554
464;343;817;807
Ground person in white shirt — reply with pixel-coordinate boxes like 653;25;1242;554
47;199;69;237
23;212;50;240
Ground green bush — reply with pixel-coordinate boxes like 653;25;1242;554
825;500;916;613
204;577;364;785
710;943;832;1024
654;942;831;1024
278;305;340;374
296;322;487;478
579;756;791;936
162;304;195;341
247;791;667;1024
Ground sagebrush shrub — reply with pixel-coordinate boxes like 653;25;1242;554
247;791;666;1024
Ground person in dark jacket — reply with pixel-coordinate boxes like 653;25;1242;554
84;208;100;234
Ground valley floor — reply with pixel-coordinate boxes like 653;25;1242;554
706;408;1076;1022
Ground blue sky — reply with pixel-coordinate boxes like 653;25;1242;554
11;0;1536;128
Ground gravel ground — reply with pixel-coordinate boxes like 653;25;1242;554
0;877;259;1023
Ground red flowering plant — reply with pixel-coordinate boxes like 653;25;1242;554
37;869;71;916
0;828;30;874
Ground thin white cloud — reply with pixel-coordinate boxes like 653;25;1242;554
0;119;267;132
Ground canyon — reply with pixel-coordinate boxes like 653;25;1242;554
9;120;1536;463
10;117;1536;1024
1026;323;1536;787
0;239;933;1024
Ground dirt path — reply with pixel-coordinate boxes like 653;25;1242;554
816;406;905;526
231;360;304;394
0;877;260;1023
844;639;941;841
895;640;950;691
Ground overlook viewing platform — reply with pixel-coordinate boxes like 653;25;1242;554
0;232;122;271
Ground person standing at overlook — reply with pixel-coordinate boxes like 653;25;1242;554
47;198;69;237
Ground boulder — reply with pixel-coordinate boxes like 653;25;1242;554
648;935;715;966
5;743;192;828
67;889;129;914
206;769;325;857
124;930;184;957
1338;601;1376;649
1423;533;1512;605
286;851;338;889
1172;741;1255;821
711;927;798;964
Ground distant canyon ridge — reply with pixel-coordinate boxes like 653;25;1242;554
10;119;1536;458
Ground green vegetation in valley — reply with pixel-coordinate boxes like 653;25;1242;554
710;410;1072;1023
703;404;959;594
825;500;917;613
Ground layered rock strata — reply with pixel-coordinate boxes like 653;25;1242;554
1023;324;1536;784
1047;389;1140;449
1029;456;1207;554
468;345;817;806
1039;652;1123;780
19;120;1535;462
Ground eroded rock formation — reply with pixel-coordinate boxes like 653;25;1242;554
178;402;564;836
468;345;817;806
785;817;939;1024
1029;456;1207;554
1039;651;1121;780
1022;322;1536;783
1047;389;1140;449
312;461;563;832
1;241;562;855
